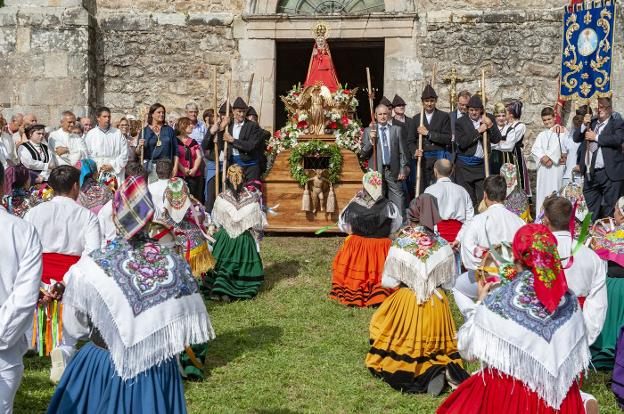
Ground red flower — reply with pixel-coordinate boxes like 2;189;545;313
266;146;273;152
328;121;338;129
344;89;351;94
363;160;369;169
293;92;300;97
273;130;281;139
297;120;308;129
341;115;349;127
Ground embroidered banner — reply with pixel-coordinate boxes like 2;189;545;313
560;1;615;102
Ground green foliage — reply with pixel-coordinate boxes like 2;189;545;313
14;237;622;413
289;140;343;187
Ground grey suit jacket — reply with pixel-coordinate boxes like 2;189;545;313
360;124;408;180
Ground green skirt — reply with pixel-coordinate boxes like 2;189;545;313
205;228;264;300
591;277;624;369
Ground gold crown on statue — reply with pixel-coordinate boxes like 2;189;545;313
312;22;329;39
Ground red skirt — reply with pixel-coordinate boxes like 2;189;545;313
437;219;463;243
329;235;393;307
42;253;81;285
437;368;584;414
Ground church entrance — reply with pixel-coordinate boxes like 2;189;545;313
275;39;385;130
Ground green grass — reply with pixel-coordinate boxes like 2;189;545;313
15;237;621;413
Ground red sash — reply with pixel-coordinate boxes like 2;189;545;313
437;219;463;243
42;253;80;284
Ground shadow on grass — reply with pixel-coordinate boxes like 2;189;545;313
252;409;299;414
205;325;283;372
262;260;300;292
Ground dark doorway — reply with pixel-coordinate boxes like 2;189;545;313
275;39;385;131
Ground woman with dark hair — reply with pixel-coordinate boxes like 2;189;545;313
139;103;179;182
175;117;204;202
1;164;34;217
206;165;267;301
438;224;591;414
17;124;56;182
495;100;531;197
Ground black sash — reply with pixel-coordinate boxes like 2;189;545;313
22;141;50;163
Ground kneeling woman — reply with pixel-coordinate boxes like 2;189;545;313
207;165;267;301
330;171;402;307
438;224;589;414
47;176;215;414
366;194;468;395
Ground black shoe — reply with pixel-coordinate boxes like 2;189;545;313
426;372;446;396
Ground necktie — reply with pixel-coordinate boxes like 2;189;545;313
587;121;604;178
381;127;390;165
588;122;603;153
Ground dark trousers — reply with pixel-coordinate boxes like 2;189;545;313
204;177;218;213
184;175;204;203
583;169;623;220
454;160;485;208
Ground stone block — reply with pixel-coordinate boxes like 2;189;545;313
43;52;69;78
0;28;17;54
99;13;152;31
19;78;86;106
187;12;234;27
103;92;135;108
153;12;187;27
30;28;87;52
0;9;18;27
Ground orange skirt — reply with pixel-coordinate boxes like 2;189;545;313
329;235;393;307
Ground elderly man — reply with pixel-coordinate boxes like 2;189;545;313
48;111;88;167
0;115;17;167
0;163;43;414
78;116;92;137
186;102;207;146
450;90;471;140
85;107;129;183
13;114;37;149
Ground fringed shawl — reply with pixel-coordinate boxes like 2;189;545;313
211;188;267;239
63;236;215;380
459;270;589;409
382;225;456;303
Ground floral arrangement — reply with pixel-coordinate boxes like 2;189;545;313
289;140;343;187
264;84;364;175
392;226;445;262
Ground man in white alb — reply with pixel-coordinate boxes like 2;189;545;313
48;111;89;167
85;106;128;184
453;175;525;316
24;166;101;384
0;163;43;413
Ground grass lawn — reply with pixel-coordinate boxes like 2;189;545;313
15;236;621;413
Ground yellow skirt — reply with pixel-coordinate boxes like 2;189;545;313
365;287;465;393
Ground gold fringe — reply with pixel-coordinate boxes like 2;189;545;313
188;243;215;278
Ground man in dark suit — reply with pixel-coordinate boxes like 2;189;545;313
361;103;409;220
454;95;502;207
450;90;472;159
246;106;271;176
573;97;624;219
219;97;263;181
408;84;452;195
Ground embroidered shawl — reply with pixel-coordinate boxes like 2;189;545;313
211;188;267;238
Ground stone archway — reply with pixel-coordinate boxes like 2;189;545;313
244;0;415;14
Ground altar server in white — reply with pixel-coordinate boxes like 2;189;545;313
23;166;101;383
0;163;43;414
48;111;89;167
531;107;569;214
84;106;128;183
453;175;525;315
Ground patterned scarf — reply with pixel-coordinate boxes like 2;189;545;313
76;159;98;188
163;177;191;224
113;176;155;239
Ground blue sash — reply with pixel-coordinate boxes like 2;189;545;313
232;155;258;167
457;154;484;166
424;150;451;160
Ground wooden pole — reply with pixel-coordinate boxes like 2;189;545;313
222;77;231;190
139;106;146;165
415;105;424;197
246;72;254;106
481;68;490;177
212;67;220;195
366;67;377;172
258;76;265;126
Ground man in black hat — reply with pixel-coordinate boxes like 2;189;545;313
454;94;502;207
246;106;259;123
246;105;271;177
218;97;263;182
391;95;411;125
407;84;452;195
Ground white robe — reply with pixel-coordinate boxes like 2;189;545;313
496;121;526;153
48;129;89;167
84;127;128;182
148;179;169;220
531;129;568;214
0;206;42;413
424;177;474;224
0;131;18;167
97;200;116;248
562;132;581;185
554;230;607;345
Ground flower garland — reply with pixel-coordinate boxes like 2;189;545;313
288;140;343;187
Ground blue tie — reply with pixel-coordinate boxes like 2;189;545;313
381;127;390;166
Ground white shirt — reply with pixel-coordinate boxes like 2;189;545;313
232;122;244;156
459;203;525;270
425;111;434;125
48;128;89;167
580;120;608;169
148;179;169;220
24;196;101;256
471;118;485;158
0;206;42;368
85;127;129;182
554;230;607;345
0;130;18;166
97;200;116;247
497;121;526;152
425;177;474;223
17;141;57;180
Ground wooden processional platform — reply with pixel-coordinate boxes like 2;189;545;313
264;135;364;233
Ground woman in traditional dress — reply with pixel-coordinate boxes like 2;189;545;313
438;224;590;414
206;165;267;301
366;193;468;395
75;159;113;215
1;164;34;217
489;102;508;175
500;162;531;222
47;175;214;414
17;123;57;183
329;171;402;307
590;197;624;369
495;101;531;197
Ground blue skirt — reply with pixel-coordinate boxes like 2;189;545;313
47;342;187;414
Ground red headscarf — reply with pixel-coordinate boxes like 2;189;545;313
512;224;568;313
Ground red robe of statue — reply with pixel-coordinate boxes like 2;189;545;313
304;42;340;92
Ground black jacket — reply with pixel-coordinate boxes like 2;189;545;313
407;108;452;156
573;115;624;181
216;120;263;163
455;113;502;156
